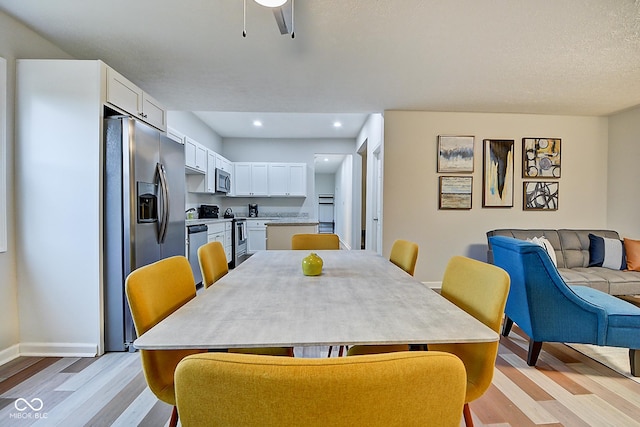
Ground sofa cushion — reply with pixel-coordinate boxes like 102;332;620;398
487;229;564;267
588;233;626;270
557;229;621;269
558;268;610;293
624;238;640;272
527;236;558;267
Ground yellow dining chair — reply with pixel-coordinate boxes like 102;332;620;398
175;351;467;427
429;256;510;427
125;256;206;427
346;239;419;357
389;239;419;276
198;241;228;288
197;240;293;357
291;233;340;250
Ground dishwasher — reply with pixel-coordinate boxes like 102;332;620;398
187;224;208;286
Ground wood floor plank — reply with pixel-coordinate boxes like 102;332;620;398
0;358;62;395
495;355;555;401
60;356;99;374
470;383;542;427
567;363;640;417
138;400;173;427
55;352;132;392
33;353;137;425
501;353;640;426
111;386;163;427
539;400;592;427
55;354;141;426
0;357;45;381
1;357;76;398
83;371;147;427
490;367;559;425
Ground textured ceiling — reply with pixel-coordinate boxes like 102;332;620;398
2;0;640;121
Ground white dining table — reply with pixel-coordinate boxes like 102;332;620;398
133;250;498;351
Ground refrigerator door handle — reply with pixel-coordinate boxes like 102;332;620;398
157;162;170;244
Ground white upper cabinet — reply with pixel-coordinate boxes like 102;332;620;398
184;137;207;174
215;153;233;173
206;151;216;193
105;67;167;131
234;163;269;196
268;163;307;197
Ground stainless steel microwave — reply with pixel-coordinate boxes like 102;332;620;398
215;168;231;193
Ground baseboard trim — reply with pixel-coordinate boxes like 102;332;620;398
0;344;20;366
19;342;98;358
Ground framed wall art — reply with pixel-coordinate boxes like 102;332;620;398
523;181;559;211
522;137;561;178
439;176;472;210
437;135;474;173
483;139;514;207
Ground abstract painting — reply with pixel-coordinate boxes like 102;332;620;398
483;139;514;207
439;176;472;209
524;181;559;210
522;138;561;178
437;135;474;173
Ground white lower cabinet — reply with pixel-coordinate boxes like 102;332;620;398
247;220;267;253
207;222;232;263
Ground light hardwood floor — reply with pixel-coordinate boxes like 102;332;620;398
1;326;640;426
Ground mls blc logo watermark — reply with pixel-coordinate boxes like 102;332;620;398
9;397;48;420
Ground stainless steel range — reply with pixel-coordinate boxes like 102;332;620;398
231;218;250;268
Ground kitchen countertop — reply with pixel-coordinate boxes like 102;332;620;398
186;218;233;226
186;216;318;226
265;220;320;226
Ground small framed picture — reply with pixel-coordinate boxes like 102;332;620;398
523;181;559;211
439;176;473;210
437;135;474;173
483;139;514;208
522;138;561;178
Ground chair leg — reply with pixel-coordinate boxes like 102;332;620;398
501;316;513;337
630;349;639;377
327;346;333;357
527;341;543;366
169;406;178;427
463;403;474;427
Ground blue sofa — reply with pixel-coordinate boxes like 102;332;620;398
489;236;640;376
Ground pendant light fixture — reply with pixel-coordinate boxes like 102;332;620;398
243;0;295;38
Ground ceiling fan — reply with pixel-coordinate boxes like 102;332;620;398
244;0;295;38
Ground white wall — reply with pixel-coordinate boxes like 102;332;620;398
607;106;640;239
0;11;72;362
334;155;354;249
356;114;384;252
383;111;609;283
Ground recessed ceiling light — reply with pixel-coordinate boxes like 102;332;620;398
324;158;329;162
333;121;342;128
253;120;263;127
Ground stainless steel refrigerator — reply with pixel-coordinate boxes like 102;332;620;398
104;116;186;351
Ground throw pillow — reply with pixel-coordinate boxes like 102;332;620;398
527;236;558;267
624;238;640;271
588;233;626;270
